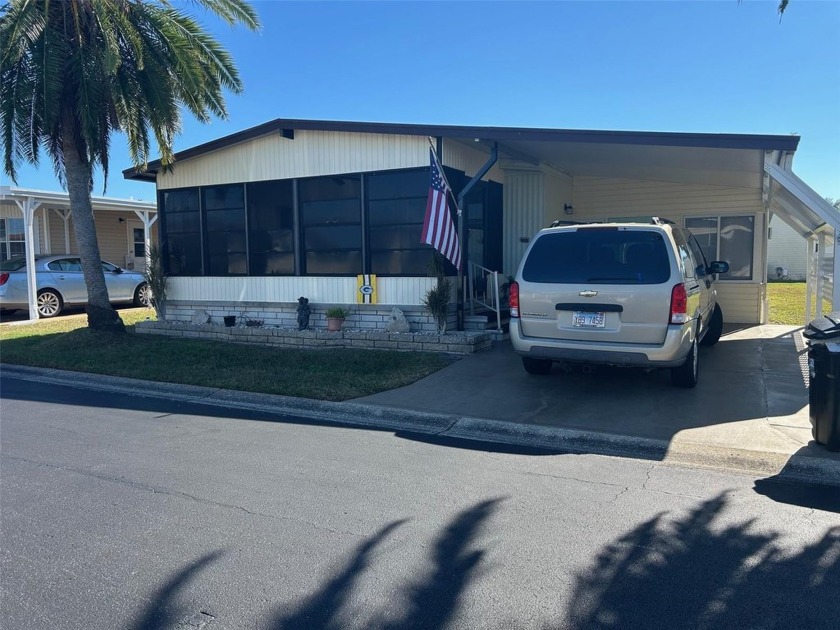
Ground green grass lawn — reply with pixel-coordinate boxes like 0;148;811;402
766;281;830;325
0;308;452;401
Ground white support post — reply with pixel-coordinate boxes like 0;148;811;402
133;209;157;271
53;208;71;253
816;233;826;316
805;237;814;324
834;228;840;312
42;207;51;254
14;197;43;320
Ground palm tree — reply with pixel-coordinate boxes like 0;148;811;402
0;0;259;330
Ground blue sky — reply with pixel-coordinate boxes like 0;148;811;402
4;0;839;201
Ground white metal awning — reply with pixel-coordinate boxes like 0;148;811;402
765;162;840;317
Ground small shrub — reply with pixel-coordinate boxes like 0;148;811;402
326;306;349;319
423;278;452;333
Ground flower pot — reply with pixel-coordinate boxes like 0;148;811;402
223;315;237;327
326;317;345;332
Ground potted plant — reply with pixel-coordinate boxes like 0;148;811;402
325;306;349;332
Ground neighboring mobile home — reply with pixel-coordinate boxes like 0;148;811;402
0;187;157;318
123;119;840;330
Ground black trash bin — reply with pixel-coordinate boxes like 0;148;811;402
803;312;840;451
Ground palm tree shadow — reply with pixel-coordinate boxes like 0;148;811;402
271;497;505;630
379;497;505;630
271;519;408;630
131;550;223;630
558;493;840;630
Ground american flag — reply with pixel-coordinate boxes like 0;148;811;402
421;148;461;269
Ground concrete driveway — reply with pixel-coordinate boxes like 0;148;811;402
356;325;839;473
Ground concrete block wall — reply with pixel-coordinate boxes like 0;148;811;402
135;321;492;354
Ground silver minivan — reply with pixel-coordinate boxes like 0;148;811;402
509;219;729;387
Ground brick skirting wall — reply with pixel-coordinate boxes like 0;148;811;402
163;300;488;333
135;320;492;354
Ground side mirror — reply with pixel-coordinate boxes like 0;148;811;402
113;267;124;274
708;261;729;274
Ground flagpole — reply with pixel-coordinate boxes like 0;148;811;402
428;137;465;330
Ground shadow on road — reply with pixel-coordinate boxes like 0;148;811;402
754;447;840;513
130;550;223;630
270;498;505;630
557;493;840;630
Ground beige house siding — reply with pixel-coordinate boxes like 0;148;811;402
157;130;432;190
716;283;763;324
572;176;763;220
502;170;545;276
441;139;505;184
570;176;766;324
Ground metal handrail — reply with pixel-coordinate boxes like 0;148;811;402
467;261;502;332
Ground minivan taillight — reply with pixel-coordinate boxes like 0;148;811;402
509;281;520;318
0;273;8;286
670;283;688;324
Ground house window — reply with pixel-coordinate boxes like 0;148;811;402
367;169;432;275
299;175;362;275
203;185;246;275
247;180;295;275
0;218;25;261
685;216;755;280
160;189;202;276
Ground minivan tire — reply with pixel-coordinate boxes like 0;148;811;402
522;357;553;375
699;304;723;347
671;338;699;388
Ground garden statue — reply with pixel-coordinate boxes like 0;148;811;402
296;296;311;330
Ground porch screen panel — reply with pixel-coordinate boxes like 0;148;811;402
247;180;294;275
160;189;201;276
203;185;246;275
367;169;431;275
299;175;362;275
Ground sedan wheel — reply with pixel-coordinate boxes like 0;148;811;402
37;290;63;318
134;282;152;307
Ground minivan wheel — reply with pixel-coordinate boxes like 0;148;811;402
699;304;723;347
37;289;63;318
671;338;699;388
522;357;553;375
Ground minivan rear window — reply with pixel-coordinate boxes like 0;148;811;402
522;230;671;284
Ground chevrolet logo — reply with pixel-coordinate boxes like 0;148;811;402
579;290;598;297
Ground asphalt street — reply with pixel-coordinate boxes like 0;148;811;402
1;373;839;630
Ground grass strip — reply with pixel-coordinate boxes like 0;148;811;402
0;308;452;401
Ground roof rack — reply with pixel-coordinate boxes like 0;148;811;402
549;219;588;227
650;217;675;225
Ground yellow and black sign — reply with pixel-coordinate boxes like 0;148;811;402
357;274;377;304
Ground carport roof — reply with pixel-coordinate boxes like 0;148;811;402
122;118;801;183
765;162;840;238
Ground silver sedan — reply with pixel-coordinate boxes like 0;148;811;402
0;254;151;318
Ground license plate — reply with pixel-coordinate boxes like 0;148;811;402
572;311;606;328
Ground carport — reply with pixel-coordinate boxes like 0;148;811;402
0;186;157;320
764;162;840;320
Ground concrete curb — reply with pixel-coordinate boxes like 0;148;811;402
3;364;839;487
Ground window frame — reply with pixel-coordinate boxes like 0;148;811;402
684;215;756;282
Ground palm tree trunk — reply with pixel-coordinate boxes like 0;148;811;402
62;117;125;332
